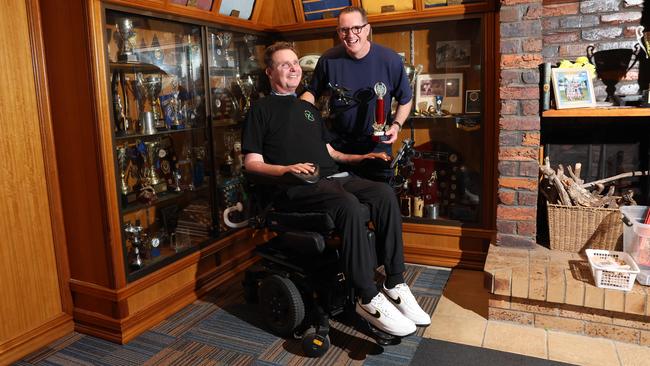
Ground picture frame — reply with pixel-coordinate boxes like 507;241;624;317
435;40;471;68
186;0;214;10
465;90;481;114
416;73;464;114
551;67;596;109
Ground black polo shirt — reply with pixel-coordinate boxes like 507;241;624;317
242;94;339;177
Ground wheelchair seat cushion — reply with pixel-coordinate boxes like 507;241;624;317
267;211;336;233
266;205;370;233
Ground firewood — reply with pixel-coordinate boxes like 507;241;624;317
564;179;598;207
567;165;583;185
539;163;571;206
574;163;583;184
581;170;649;189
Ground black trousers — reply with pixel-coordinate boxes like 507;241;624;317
275;174;405;299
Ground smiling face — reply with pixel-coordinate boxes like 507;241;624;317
266;48;302;94
337;11;371;59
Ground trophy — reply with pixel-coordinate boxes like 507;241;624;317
242;34;259;74
124;221;145;270
636;26;650;58
117;145;131;195
115;17;138;63
137;73;164;129
221;32;234;68
587;44;640;103
434;95;444;116
170;76;183;129
175;144;195;191
143;140;167;192
371;82;388;142
235;74;255;116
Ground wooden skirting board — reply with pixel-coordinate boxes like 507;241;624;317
0;313;74;365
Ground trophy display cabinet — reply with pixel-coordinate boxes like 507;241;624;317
40;2;272;343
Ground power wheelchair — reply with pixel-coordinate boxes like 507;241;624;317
239;169;405;357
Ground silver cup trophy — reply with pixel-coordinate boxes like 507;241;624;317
115;18;138;63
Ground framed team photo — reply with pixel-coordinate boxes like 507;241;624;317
551;67;596;109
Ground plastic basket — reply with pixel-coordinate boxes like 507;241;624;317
586;249;639;291
620;205;650;285
547;203;622;252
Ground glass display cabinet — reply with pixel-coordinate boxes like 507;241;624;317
206;27;267;233
105;10;212;280
390;18;484;226
104;10;267;281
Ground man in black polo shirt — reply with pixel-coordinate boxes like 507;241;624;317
242;42;430;337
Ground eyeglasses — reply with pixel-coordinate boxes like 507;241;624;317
336;23;368;35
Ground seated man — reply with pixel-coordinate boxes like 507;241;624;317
242;42;430;337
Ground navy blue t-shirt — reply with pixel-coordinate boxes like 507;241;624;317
242;94;339;178
308;43;412;157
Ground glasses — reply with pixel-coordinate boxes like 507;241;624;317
336;23;368;35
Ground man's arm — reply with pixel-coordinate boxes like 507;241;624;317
326;144;390;165
383;99;412;144
244;153;316;176
299;90;316;104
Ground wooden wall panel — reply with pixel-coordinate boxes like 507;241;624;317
0;0;72;363
40;0;114;287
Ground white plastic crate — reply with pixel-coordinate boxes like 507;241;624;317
586;249;640;291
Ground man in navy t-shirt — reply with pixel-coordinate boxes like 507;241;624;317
301;6;413;182
243;42;430;338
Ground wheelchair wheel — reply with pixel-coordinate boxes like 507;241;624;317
259;275;305;337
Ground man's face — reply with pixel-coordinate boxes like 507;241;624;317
337;11;370;57
266;49;302;94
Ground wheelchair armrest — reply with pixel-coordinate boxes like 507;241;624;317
243;165;320;185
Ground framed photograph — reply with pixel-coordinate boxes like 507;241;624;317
435;40;471;68
186;0;214;10
465;90;481;114
551;67;596;109
416;73;464;114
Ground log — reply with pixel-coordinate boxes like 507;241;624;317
580;170;649;189
540;163;572;205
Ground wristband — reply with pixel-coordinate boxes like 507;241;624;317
393;121;403;132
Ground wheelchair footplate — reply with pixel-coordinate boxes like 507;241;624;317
361;319;402;346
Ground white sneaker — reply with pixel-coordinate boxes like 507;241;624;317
356;292;416;337
382;283;431;326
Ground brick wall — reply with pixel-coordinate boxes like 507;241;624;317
496;0;647;247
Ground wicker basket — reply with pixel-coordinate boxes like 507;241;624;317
547;203;623;252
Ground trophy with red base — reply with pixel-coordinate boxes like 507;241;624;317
372;82;389;142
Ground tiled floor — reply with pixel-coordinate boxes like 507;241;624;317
426;269;650;366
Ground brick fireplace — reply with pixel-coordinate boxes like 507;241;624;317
496;0;647;247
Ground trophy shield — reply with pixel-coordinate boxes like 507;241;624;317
115;18;138;63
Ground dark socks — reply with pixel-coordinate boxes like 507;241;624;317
384;273;404;289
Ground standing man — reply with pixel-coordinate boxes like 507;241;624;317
243;42;430;337
301;6;413;182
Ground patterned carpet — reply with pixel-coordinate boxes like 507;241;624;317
15;264;450;366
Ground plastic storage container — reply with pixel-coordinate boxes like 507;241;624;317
620;205;650;285
585;249;640;291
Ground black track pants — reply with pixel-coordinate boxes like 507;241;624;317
275;174;406;299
